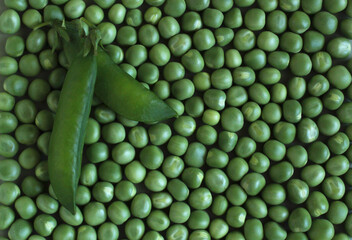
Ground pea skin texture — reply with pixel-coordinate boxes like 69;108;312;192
2;0;352;239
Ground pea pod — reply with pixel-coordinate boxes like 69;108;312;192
62;20;177;122
48;53;97;213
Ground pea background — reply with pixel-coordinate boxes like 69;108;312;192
1;0;352;239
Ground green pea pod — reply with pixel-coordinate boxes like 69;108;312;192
48;53;97;213
94;49;177;122
62;20;177;122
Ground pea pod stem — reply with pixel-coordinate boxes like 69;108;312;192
48;53;97;214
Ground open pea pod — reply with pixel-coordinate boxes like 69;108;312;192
48;53;97;213
63;20;177;122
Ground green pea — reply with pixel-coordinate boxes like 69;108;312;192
257;0;277;11
308;141;330;164
36;132;51;155
302;0;322;14
244;49;266;70
97;222;119;240
225;49;242;68
77;225;97;240
4;75;29;97
33;214;57;237
14;196;37;220
188;210;210;230
147;210;170;231
257;31;279;52
249;83;270;105
288;208;312;233
0;182;20;206
232;67;256;87
5;35;25;57
266;10;287;34
64;0;86;19
0;134;18;158
107;201;130;225
226;158;248;182
0;205;15;231
323;88;344;110
185;0;210;11
308;219;335;240
15;124;40;145
326;155;349;176
235;137;256;158
205;169;229;193
303;30;325;53
301;164;325;187
80;163;98;187
8;219;32;240
114;181;136;201
268;206;289;223
84;5;104;24
289;11;311;34
181;11;202;32
36;194;59;214
268;51;290;70
233;29;256;51
327;201;348;224
144;6;161;24
158;16;180;39
0;93;15;111
313;11;338;35
244;219;263;240
264;222;287;240
270;83;287;103
327;132;349;154
270;161;294;183
327;37;352;59
169;202;191;224
322;176;345;200
0;9;21;34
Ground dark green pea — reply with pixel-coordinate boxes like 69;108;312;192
181;11;202;32
280;32;303;53
286;145;308;168
245;197;267;218
303;30;325;53
116;26;137;46
181;167;203;189
28;78;51;103
21;176;44;198
268;206;289;223
264;222;287;240
0;112;18;134
0;205;15;231
240;172;266;196
259;104;277;122
36;194;59;214
19;54;41;77
257;31;279;52
144;170;167;192
226;206;246;228
327;201;348;224
244;8;265;31
249;152;270;173
188;210;210;230
248;120;271;143
302;97;322;118
266;10;287;34
147;210;170;231
97;222;119;240
261;184;286;205
271;85;287;104
273;121;296;144
0;9;21;34
297;118;319;143
0;92;15;111
340;18;352;39
322;176;345;200
8;219;32;240
36;132;51;155
232;67;256;87
221;107;243;132
263;140;286;161
26;29;47;53
289;11;311;34
302;0;322;14
308;141;330;164
313;11;338;35
5;36;24;57
326;155;349;176
225;49;242;69
269;162;294;183
184;142;206;167
308;74;330;97
203;89;226;111
328;132;349;154
327;37;352;59
288;208;312;233
226;86;247;107
181;49;204;73
306;191;329;218
301;164;325;187
158;16;180;39
0;134;19;158
235;137;256;158
167;179;189;201
205;169;229;193
214;28;234;47
258;68;281;85
290;53;312;77
244;219;263;240
323;88;344;111
15;196;37;220
308;219;335;240
268;51;290;70
211;195;228;216
233;29;256;51
0;182;20;206
202;8;224;28
244;49;266;70
204;46;225;69
248;83;270;105
3;75;28;97
311;51;332;74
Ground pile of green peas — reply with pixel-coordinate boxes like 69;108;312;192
1;0;352;239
